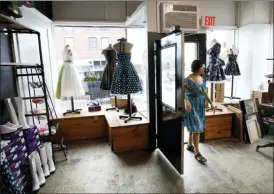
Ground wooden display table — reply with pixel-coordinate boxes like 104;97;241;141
105;112;149;153
204;105;234;140
51;106;149;153
51;108;108;141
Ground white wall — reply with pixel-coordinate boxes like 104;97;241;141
235;24;273;99
145;0;237;32
53;1;142;22
238;1;272;27
14;7;56;114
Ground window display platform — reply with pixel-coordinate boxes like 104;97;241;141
204;105;234;140
51;105;148;153
105;112;148;153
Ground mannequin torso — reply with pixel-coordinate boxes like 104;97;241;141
63;45;74;62
209;38;218;49
227;45;239;55
113;38;133;53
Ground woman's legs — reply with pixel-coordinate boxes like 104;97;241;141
188;132;193;147
193;133;200;154
193;132;207;163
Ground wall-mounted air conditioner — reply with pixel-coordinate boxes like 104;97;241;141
160;3;198;33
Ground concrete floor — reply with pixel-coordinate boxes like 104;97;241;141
39;137;273;193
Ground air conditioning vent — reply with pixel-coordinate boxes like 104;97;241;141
160;4;198;33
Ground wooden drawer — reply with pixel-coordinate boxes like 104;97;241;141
57;116;107;141
205;114;232;140
205;128;231;140
205;115;232;127
111;124;148;152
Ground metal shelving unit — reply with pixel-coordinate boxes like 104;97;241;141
0;13;58;134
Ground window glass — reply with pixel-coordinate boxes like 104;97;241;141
88;37;98;51
64;37;74;47
206;29;235;99
184;43;197;77
101;37;109;50
54;26;126;113
126;28;147;117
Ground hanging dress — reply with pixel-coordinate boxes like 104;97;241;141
184;78;206;133
224;49;241;76
56;45;85;98
206;43;226;82
110;41;142;95
100;49;116;90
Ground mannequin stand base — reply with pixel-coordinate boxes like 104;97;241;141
119;115;142;123
224;96;241;100
206;106;223;112
63;109;82;116
106;107;119;112
256;142;274;151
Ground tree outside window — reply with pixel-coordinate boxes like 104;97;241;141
88;37;98;51
101;37;109;50
64;37;74;47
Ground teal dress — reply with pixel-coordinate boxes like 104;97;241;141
184;78;206;133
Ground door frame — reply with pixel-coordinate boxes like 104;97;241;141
184;33;207;142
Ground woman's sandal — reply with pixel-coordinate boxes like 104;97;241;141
186;145;195;152
195;153;207;164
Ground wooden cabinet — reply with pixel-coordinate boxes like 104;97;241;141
52;112;108;141
205;106;233;140
110;124;148;152
105;112;149;153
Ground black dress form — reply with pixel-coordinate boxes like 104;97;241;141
206;43;226;82
225;49;241;76
100;49;116;90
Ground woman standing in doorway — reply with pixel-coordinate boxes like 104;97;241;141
184;60;215;164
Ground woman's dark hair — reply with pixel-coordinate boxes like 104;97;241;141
191;60;204;73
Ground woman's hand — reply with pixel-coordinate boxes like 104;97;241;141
185;99;192;113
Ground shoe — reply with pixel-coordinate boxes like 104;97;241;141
32;98;45;104
14;97;30;129
0;125;18;134
5;122;22;129
33;151;46;185
38;144;50;177
4;98;20;125
29;82;42;88
31;108;47;120
28;153;40;191
44;142;55;173
37;124;49;136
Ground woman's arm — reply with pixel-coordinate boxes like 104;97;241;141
184;85;192;112
196;87;216;114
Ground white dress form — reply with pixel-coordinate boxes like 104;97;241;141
61;45;85;97
209;38;218;48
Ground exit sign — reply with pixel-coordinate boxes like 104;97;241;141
202;16;216;27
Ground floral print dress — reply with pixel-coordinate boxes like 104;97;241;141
184;78;206;133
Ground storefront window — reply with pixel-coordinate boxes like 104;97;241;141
126;28;147;117
54;26;126;113
206;29;235;98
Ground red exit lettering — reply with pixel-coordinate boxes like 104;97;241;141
204;16;216;26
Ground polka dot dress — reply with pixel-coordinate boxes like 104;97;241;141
110;53;143;95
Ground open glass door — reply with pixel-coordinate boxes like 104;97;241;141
154;31;185;174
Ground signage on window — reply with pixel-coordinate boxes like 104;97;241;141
201;16;216;27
